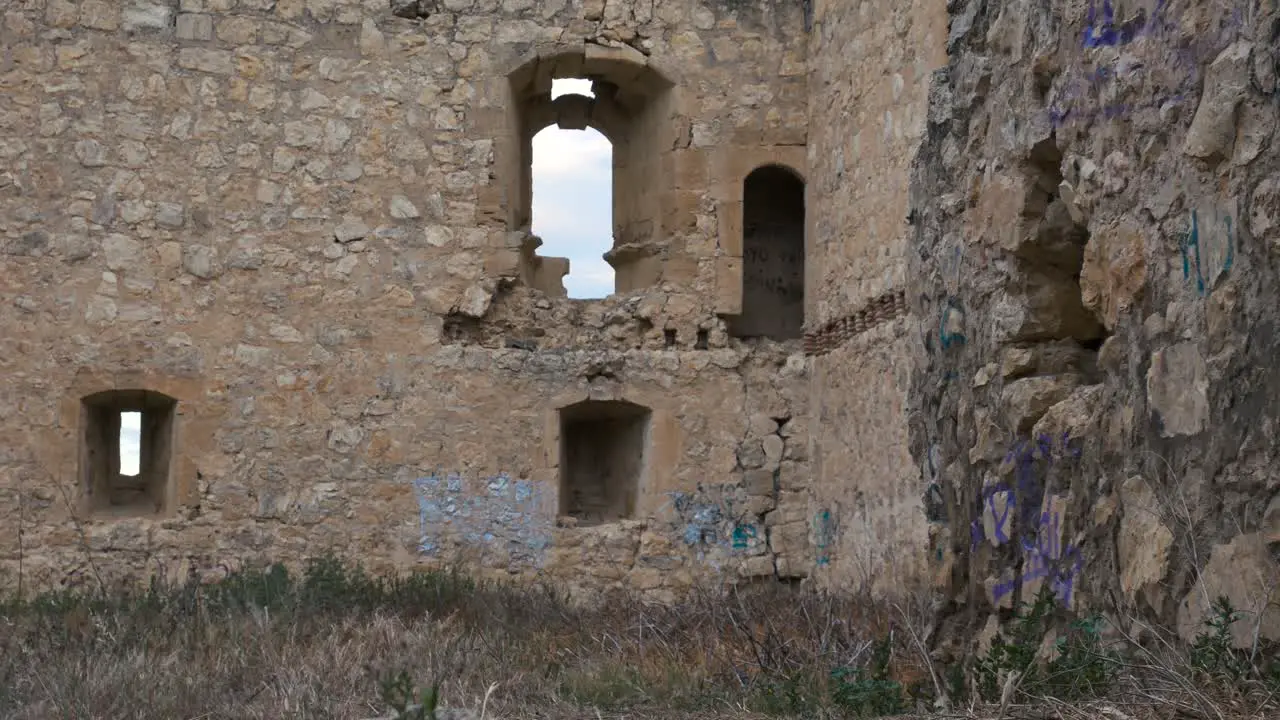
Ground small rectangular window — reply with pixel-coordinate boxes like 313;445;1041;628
80;390;177;516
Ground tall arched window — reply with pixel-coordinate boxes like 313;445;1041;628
530;79;614;299
732;165;806;340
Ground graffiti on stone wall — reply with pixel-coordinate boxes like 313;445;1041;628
813;508;836;566
413;472;553;568
971;434;1084;607
1081;0;1172;49
923;444;948;523
1181;202;1236;297
1050;0;1248;127
938;299;967;350
658;485;768;566
992;505;1084;608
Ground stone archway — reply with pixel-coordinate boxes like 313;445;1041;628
731;164;806;339
501;43;680;297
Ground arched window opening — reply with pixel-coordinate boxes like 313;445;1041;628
506;45;676;298
80;389;177;515
531;79;614;299
731;165;806;340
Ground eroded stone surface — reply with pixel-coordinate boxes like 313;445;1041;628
908;0;1280;662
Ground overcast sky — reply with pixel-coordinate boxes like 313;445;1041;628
115;81;613;467
533;78;614;299
120;412;141;475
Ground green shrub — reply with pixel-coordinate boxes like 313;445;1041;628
829;632;906;717
974;587;1119;703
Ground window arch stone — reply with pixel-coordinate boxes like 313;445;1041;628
500;42;681;297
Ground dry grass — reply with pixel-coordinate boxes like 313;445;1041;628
0;557;1275;720
0;558;934;720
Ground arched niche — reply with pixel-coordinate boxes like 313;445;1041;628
502;43;678;297
730;164;806;340
558;398;652;526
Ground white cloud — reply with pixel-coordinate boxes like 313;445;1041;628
551;78;594;99
530;126;612;178
119;412;141;476
531;122;615;299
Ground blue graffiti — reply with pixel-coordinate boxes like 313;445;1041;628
971;432;1080;550
1181;208;1235;296
814;509;835;566
938;299;966;350
1081;0;1173;48
661;488;763;562
971;435;1084;608
413;472;552;567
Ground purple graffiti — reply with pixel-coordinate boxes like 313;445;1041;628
1081;0;1174;49
971;433;1080;550
1053;2;1247;127
970;435;1085;608
993;508;1083;607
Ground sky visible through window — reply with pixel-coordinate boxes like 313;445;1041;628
532;78;614;299
120;412;141;476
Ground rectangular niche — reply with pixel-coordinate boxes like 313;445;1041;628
80;389;177;516
559;400;651;526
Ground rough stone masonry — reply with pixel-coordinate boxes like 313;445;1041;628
0;0;1274;653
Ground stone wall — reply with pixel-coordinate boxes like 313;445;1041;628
803;0;949;596
909;0;1280;653
0;0;817;597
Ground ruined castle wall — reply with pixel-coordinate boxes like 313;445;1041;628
0;0;812;597
910;0;1280;653
803;0;948;594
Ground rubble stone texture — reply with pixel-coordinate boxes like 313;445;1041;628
910;0;1280;651
0;0;823;600
0;0;1275;654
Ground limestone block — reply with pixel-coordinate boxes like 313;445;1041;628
714;256;743;315
123;3;173;32
1081;220;1146;329
177;48;233;75
743;468;774;496
1118;476;1173;608
1146;343;1209;438
1183;42;1253;161
176;13;212;40
1264;494;1280;545
1177;533;1280;647
1000;375;1081;434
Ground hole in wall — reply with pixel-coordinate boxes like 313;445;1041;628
81;390;177;515
559;399;651;527
730;165;806;341
664;328;677;347
695;329;709;350
1004;138;1111;389
531;79;615;300
119;411;141;477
